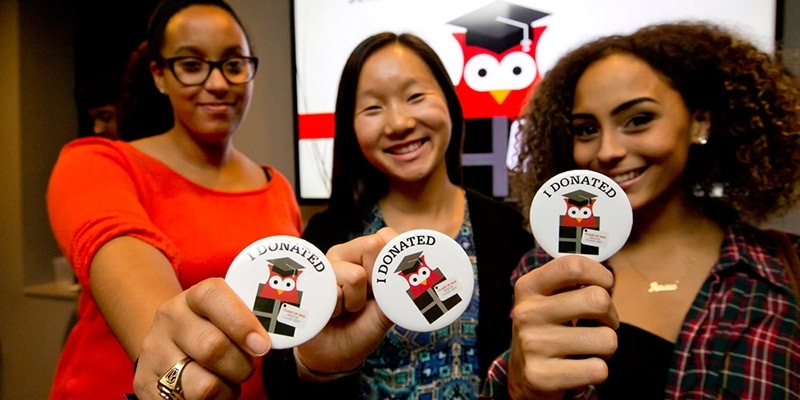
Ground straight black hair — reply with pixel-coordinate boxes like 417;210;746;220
328;32;465;228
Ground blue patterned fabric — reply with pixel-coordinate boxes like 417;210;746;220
360;203;481;400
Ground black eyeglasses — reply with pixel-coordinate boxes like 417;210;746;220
163;56;259;86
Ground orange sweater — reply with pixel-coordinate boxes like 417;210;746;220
47;137;301;399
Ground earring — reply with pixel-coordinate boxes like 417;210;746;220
696;136;708;145
710;182;725;198
158;88;166;94
693;182;726;198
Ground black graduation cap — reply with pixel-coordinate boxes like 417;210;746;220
268;257;305;277
562;189;598;206
394;252;424;274
449;1;549;54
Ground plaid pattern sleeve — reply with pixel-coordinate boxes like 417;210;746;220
509;247;554;287
482;223;800;399
480;349;511;399
481;349;594;400
664;224;800;399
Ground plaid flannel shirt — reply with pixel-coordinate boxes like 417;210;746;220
481;222;800;399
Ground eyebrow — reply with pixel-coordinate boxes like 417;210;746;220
357;77;424;99
171;45;248;58
572;97;657;119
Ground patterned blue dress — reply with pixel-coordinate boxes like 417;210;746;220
359;202;481;400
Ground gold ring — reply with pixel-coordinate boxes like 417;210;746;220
157;356;193;400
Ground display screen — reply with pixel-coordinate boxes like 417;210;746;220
292;0;777;202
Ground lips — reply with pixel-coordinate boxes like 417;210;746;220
610;167;645;184
385;139;426;155
199;102;234;113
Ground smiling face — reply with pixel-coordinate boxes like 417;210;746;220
570;53;709;211
151;5;252;143
353;43;452;185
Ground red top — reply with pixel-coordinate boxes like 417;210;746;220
47;137;302;399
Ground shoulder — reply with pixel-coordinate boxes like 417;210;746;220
57;137;131;161
263;167;293;191
53;137;169;180
50;138;143;185
725;222;800;298
729;223;800;262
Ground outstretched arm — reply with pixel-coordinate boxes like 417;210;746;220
293;227;398;377
487;255;618;400
133;277;270;399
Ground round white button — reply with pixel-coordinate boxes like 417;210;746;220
529;169;632;262
225;236;337;349
371;229;474;332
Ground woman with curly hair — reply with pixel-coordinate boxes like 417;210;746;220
482;22;800;399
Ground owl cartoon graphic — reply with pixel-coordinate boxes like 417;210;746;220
395;252;462;324
252;257;304;337
559;189;601;255
449;1;549;120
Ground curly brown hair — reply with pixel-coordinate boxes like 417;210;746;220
511;22;800;225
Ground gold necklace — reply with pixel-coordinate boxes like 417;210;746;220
620;253;692;293
631;265;688;293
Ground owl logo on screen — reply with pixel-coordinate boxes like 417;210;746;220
559;190;600;256
396;252;462;324
252;257;304;336
449;1;549;120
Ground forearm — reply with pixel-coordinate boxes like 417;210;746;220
90;236;183;360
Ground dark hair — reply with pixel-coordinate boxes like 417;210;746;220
116;41;173;141
328;32;465;225
146;0;252;64
75;74;121;138
75;75;119;111
511;22;800;225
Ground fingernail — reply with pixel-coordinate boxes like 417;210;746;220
246;332;270;356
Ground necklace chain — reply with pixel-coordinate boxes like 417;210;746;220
631;265;688;293
622;253;693;294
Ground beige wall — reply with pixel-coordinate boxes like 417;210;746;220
0;0;24;397
0;1;79;399
0;1;798;399
765;0;800;233
229;0;296;179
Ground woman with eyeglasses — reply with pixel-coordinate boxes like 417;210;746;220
46;0;301;398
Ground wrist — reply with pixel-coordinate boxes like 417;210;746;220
293;347;363;383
